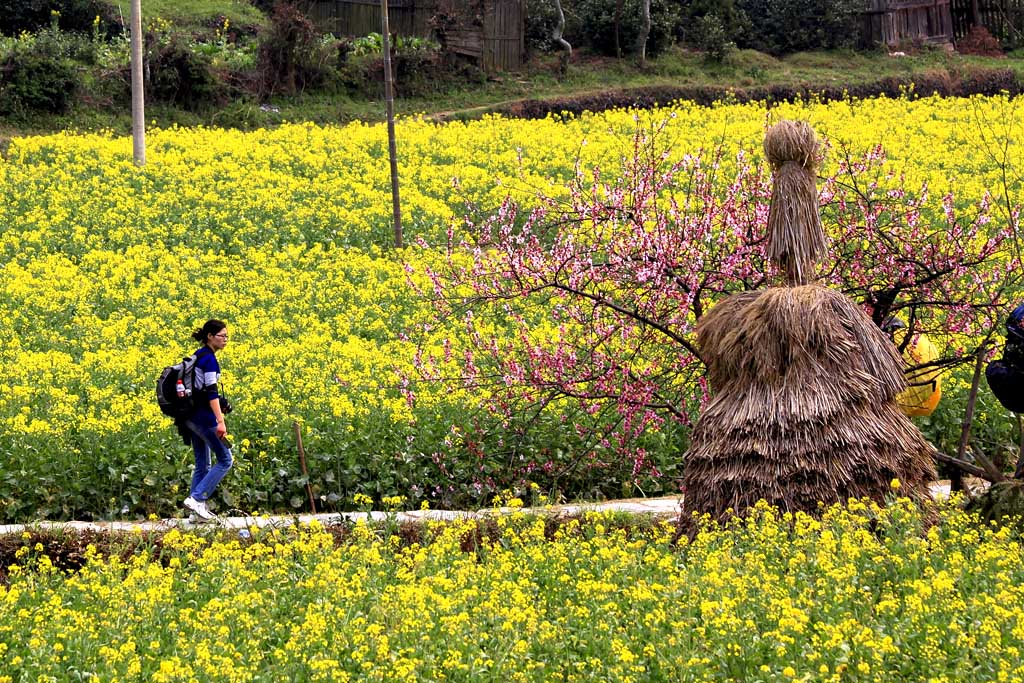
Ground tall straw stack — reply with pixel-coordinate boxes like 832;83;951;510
681;121;936;521
764;121;826;286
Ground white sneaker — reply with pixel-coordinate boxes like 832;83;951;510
184;496;215;521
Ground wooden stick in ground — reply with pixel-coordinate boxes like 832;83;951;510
293;421;317;513
1015;413;1024;478
954;346;989;490
380;0;402;249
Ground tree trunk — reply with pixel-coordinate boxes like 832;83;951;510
613;0;623;58
635;0;651;63
552;0;572;76
972;0;982;27
129;0;145;166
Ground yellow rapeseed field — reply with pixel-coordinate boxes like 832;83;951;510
2;498;1024;681
1;94;1022;520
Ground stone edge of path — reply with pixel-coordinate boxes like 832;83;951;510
0;480;967;537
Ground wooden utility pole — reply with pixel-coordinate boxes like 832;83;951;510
130;0;146;166
380;0;403;248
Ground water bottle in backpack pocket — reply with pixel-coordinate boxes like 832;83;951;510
156;353;202;419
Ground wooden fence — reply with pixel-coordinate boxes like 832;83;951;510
861;0;954;46
481;0;523;71
949;0;1024;43
306;0;434;38
305;0;525;71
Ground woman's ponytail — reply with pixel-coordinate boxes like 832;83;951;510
192;319;226;343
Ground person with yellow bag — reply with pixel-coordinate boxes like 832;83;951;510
881;317;943;417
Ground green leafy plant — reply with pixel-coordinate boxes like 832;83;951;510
256;2;327;96
0;27;81;115
148;35;218;110
735;0;862;55
690;13;733;63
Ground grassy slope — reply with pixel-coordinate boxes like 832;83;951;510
104;0;265;28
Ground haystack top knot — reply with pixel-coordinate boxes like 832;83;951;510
764;120;820;172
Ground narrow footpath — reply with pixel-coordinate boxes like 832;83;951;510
0;481;964;537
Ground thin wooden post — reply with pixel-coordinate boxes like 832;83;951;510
380;0;403;249
129;0;146;166
1015;413;1024;478
953;346;990;489
293;421;317;513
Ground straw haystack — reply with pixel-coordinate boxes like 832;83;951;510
681;121;936;520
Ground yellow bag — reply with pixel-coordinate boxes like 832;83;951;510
896;332;942;417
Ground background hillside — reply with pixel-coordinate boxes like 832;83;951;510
1;0;1024;139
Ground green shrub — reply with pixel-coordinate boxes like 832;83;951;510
735;0;862;55
690;14;733;62
148;36;219;110
193;35;259;73
340;39;449;98
256;3;329;96
571;0;681;58
348;32;439;57
679;0;748;46
0;29;81;115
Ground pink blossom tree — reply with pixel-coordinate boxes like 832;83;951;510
405;127;1022;502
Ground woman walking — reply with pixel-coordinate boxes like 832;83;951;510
180;319;232;521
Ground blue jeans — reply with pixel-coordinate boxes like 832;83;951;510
185;419;233;502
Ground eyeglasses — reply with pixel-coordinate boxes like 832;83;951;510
213;333;229;340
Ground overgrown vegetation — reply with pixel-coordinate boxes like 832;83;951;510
3;92;1023;521
733;0;863;55
4;0;1023;135
0;1;453;125
0;25;82;115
